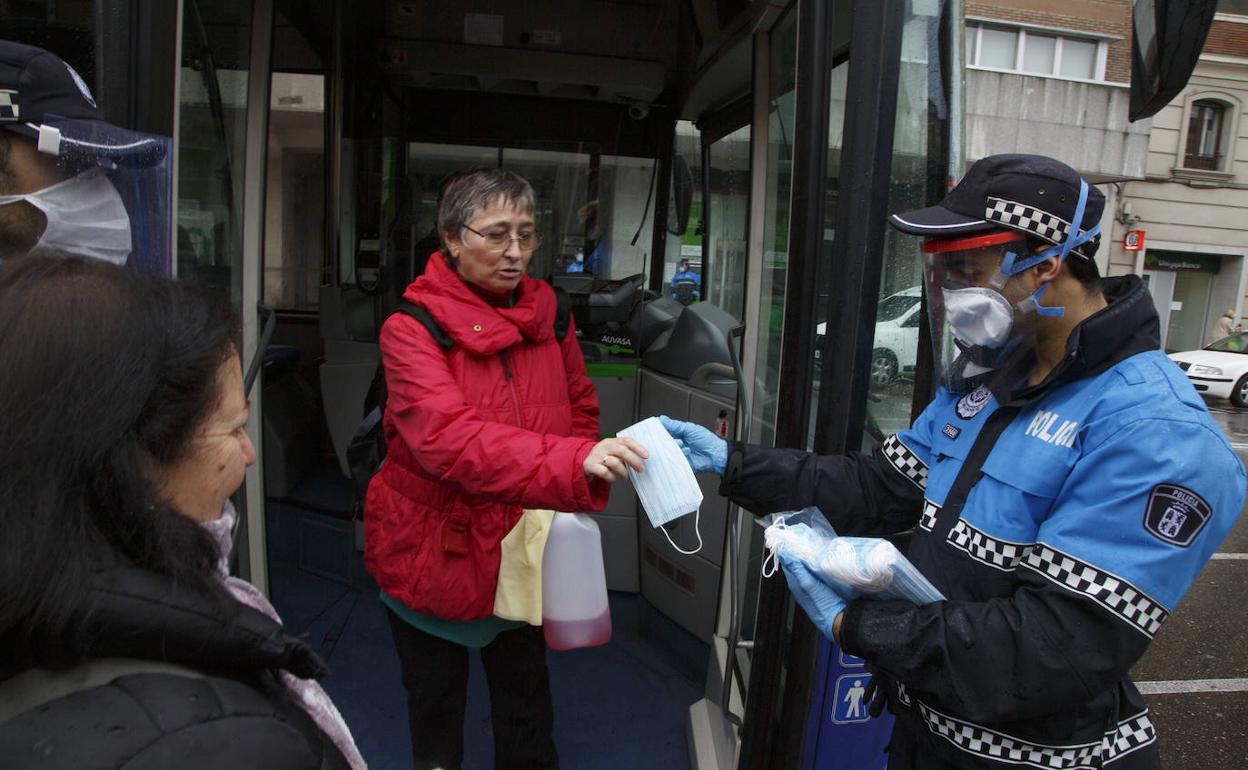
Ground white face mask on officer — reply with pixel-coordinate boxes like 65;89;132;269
0;167;132;265
941;286;1016;349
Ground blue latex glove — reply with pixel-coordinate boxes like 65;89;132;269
778;551;851;642
658;415;728;475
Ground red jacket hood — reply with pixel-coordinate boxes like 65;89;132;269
402;253;556;356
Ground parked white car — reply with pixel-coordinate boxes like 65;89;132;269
1167;331;1248;407
816;286;922;385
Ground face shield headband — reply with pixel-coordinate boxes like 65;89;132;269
21;115;174;274
998;179;1100;317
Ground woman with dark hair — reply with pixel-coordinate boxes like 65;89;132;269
0;255;365;769
367;167;647;770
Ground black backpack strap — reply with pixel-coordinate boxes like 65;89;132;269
929;405;1020;537
396;300;453;349
552;286;572;341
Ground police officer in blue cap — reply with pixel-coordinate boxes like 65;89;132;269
0;40;170;270
661;154;1245;769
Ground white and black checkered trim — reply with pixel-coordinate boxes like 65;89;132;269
1103;712;1158;765
986;197;1072;243
1022;544;1169;638
895;680;912;707
919;501;940;532
986;196;1095;257
0;90;18;121
913;700;1156;769
947;519;1028;572
919;701;1102;769
882;434;927;491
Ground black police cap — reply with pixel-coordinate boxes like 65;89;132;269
889;154;1104;259
0;39;164;165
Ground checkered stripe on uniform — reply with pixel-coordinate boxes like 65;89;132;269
986;197;1071;244
1101;712;1157;765
919;501;939;532
917;701;1104;770
895;681;912;707
1022;544;1169;638
882;434;927;490
947;519;1028;572
0;90;18;121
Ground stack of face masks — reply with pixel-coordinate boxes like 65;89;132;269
618;417;704;555
760;506;944;604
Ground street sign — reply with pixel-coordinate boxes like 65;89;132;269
1124;230;1146;251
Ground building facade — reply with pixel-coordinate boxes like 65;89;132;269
963;0;1248;354
1107;9;1248;352
962;0;1146;285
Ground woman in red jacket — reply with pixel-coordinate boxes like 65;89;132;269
364;168;647;770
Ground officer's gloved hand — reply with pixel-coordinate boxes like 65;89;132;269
658;415;727;476
778;551;852;642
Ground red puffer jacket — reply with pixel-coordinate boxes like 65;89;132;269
364;253;609;621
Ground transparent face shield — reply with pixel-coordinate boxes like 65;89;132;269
921;180;1101;395
0;115;172;273
922;233;1041;395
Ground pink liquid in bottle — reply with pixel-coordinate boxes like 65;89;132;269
543;606;612;651
542;513;613;650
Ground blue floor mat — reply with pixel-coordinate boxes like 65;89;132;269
266;499;704;770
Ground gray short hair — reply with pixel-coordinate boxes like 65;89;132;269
438;168;536;258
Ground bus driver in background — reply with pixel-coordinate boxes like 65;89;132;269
0;40;167;267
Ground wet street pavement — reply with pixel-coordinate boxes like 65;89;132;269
1130;398;1248;768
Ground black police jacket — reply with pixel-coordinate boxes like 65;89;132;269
719;277;1245;769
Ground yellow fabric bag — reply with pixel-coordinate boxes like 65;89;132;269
493;508;555;624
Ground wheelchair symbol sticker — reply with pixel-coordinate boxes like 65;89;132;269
831;674;872;725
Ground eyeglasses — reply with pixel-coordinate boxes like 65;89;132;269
462;224;543;252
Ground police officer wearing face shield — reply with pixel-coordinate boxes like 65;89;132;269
661;154;1245;769
0;40;169;269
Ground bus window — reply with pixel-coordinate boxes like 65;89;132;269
706;124;750;321
176;0;255;299
592;154;656;282
263;72;326;311
862;7;949;448
665;120;703;299
500;146;594;279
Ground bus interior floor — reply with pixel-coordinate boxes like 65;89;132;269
264;493;705;770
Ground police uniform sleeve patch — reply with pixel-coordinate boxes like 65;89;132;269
1143;483;1211;547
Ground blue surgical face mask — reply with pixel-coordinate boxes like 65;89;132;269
618;417;704;555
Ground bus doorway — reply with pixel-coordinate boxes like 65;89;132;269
173;0;954;768
252;3;756;767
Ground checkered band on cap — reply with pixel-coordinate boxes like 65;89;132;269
1022;544;1169;638
985;196;1095;257
882;434;928;491
0;90;18;121
914;701;1156;770
919;501;939;532
947;519;1028;572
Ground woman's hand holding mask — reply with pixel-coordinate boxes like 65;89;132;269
583;437;649;483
